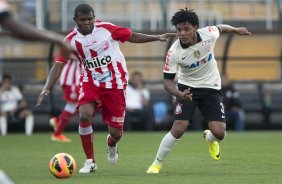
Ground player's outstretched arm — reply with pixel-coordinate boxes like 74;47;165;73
128;32;176;43
217;24;251;35
36;62;65;107
1;16;71;58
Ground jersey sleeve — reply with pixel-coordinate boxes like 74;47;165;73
54;49;68;64
163;49;178;74
96;22;132;43
54;32;75;64
206;26;220;40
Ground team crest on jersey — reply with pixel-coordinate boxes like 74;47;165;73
201;40;211;52
175;103;183;115
194;50;201;59
102;40;110;50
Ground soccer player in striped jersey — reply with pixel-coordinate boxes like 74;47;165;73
36;3;175;173
49;58;80;142
147;8;251;174
0;0;71;58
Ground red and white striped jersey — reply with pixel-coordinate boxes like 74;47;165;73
55;20;132;89
59;58;80;87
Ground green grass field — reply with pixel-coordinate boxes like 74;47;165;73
0;131;282;184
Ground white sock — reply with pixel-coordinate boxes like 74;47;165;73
0;116;7;136
25;115;34;136
153;132;179;165
205;130;224;142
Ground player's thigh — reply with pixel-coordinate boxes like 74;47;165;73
79;102;96;122
62;85;79;103
101;88;125;130
173;97;197;121
199;90;226;123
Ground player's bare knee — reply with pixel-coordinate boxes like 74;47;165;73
212;130;226;141
170;121;188;139
79;113;91;123
111;134;121;142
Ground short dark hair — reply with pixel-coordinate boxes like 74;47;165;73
2;73;11;81
74;4;94;17
171;8;199;27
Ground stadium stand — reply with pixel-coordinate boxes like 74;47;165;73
1;0;282;132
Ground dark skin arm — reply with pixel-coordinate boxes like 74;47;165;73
217;24;251;35
164;79;192;101
128;32;176;43
36;62;65;106
1;15;71;58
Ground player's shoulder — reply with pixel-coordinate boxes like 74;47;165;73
64;29;78;42
95;20;116;28
169;39;182;55
198;26;220;39
199;26;220;33
169;39;180;51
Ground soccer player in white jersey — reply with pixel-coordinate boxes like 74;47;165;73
147;8;251;174
49;58;80;142
36;4;175;173
0;0;71;58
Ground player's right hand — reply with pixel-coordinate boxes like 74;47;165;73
36;89;50;107
180;88;193;101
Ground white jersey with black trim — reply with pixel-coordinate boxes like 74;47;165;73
164;26;221;90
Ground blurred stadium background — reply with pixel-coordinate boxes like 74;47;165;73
0;0;282;131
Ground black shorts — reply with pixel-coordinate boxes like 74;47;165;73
173;83;226;123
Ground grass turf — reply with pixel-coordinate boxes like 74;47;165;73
0;131;281;184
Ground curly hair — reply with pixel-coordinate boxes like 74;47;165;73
171;8;199;27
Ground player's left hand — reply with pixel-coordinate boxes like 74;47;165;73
159;33;177;41
180;88;193;101
236;27;251;35
36;89;50;107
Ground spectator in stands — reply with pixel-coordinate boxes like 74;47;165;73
125;71;154;131
0;0;71;58
221;74;245;131
0;74;34;136
49;58;80;142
